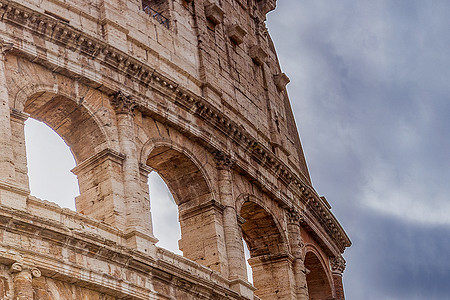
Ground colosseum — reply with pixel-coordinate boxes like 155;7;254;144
0;0;350;299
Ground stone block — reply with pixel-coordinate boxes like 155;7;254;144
205;2;224;25
228;24;247;45
273;72;290;91
249;45;268;66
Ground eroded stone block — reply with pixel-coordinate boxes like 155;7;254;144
249;45;268;66
228;24;247;45
205;2;224;25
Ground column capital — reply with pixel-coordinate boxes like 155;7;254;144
10;262;41;278
287;207;304;224
0;41;13;60
213;150;235;170
330;255;346;274
10;262;23;273
110;91;137;115
139;163;153;177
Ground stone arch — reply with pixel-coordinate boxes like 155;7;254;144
238;195;294;299
17;89;127;229
141;138;214;206
304;245;334;300
238;195;288;257
23;90;109;164
141;138;228;273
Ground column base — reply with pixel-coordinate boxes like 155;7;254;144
124;227;158;255
229;278;255;299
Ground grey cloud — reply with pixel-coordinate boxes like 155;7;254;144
268;0;450;298
346;210;450;300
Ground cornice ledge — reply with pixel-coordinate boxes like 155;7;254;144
179;199;225;220
0;180;30;196
300;209;341;256
71;148;125;175
304;195;352;252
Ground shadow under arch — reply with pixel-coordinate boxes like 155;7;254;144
304;245;334;300
240;200;287;257
24;90;109;164
146;145;211;206
238;195;293;299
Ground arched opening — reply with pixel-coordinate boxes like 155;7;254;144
243;238;253;283
21;92;122;227
24;92;107;164
304;251;333;300
148;171;181;254
240;200;294;299
241;201;285;257
146;145;227;273
146;146;210;206
25;118;77;210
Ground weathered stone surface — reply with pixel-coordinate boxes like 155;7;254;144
0;0;350;299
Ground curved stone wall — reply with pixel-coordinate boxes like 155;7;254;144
0;0;350;299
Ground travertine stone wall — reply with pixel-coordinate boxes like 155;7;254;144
0;0;350;299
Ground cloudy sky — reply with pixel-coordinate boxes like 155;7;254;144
267;1;450;299
24;1;450;299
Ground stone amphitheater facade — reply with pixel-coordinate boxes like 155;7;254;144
0;0;350;299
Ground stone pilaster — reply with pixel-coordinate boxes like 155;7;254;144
110;91;157;251
10;109;30;191
287;208;309;300
214;151;252;298
247;254;297;300
330;256;346;300
178;199;229;275
0;41;29;210
0;41;15;183
10;263;41;300
71;148;127;229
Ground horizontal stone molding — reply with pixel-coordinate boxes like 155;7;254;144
9;108;30;122
0;201;250;299
247;252;295;267
179;199;225;220
71;148;125;175
0;179;30;196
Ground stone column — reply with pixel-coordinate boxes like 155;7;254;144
178;200;228;273
287;208;309;300
0;41;15;183
0;42;28;210
10;109;30;192
215;152;253;298
110;91;157;251
10;263;41;300
330;256;346;300
247;254;297;300
72;148;127;229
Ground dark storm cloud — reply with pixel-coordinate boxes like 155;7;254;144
267;0;450;299
346;208;450;300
